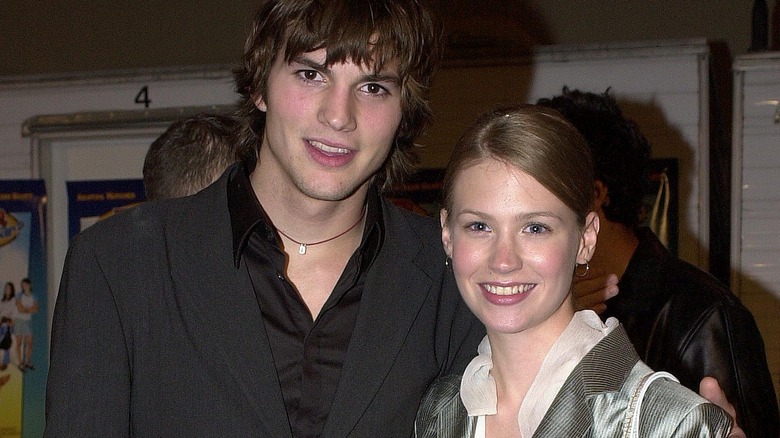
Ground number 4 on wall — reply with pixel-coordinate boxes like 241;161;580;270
134;86;151;108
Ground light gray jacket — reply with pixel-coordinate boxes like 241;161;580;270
415;326;731;438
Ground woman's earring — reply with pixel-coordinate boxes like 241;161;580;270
445;257;452;269
575;262;590;278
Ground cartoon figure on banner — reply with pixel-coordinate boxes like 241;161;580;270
0;209;23;247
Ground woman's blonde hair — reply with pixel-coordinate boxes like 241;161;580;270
442;104;594;225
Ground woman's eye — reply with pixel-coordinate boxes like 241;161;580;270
466;222;490;232
525;223;549;234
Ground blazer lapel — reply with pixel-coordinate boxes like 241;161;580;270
321;206;433;436
532;369;593;437
533;326;640;437
169;183;292;438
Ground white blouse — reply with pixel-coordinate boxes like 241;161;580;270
460;310;619;437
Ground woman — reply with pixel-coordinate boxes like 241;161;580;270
0;282;17;371
415;105;730;437
0;282;16;317
15;278;38;372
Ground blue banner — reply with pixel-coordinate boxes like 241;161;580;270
0;180;47;438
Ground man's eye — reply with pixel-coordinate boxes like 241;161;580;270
297;70;322;82
362;83;389;95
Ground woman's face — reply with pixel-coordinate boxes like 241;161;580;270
3;283;11;299
441;158;598;338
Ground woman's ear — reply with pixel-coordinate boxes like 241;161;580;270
440;209;453;258
578;211;600;263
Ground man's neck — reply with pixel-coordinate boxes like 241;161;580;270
591;219;639;280
249;160;369;246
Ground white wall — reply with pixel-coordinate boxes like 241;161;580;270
732;52;780;397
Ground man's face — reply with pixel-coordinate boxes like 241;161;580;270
254;48;403;203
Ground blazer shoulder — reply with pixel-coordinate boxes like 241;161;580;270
637;377;732;436
416;374;473;438
381;197;441;237
420;374;462;410
77;174;229;245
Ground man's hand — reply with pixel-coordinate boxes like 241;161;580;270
699;377;746;438
572;269;618;314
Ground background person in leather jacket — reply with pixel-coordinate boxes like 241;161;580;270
538;88;779;438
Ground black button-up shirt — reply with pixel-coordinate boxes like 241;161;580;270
228;168;382;437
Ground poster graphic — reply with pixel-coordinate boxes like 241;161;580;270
66;179;146;239
0;180;47;438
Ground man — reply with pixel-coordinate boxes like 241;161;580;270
539;88;778;438
142;113;247;200
45;1;483;436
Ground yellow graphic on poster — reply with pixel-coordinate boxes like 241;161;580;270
0;211;30;438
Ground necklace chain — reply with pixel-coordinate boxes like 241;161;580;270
276;207;366;255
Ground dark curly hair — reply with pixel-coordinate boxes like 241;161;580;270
233;0;442;191
537;88;652;228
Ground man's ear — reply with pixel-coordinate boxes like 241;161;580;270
253;93;268;112
593;180;609;209
440;209;453;257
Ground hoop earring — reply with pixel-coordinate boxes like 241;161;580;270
574;262;590;278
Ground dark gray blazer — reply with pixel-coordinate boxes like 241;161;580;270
45;167;484;437
415;327;732;438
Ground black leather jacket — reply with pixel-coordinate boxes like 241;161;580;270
603;228;779;438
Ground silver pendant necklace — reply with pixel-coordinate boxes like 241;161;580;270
276;207;366;255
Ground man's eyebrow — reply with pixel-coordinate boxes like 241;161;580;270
291;55;401;85
364;72;401;86
291;55;327;71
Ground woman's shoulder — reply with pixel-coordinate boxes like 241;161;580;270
615;363;732;437
638;377;731;436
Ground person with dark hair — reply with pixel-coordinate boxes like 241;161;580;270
0;282;16;372
416;104;730;437
142;113;243;200
538;88;778;438
45;1;483;436
0;282;16;322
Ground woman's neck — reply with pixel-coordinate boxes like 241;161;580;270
487;304;574;408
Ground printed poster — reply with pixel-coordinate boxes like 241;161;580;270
66;179;145;239
0;180;47;438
